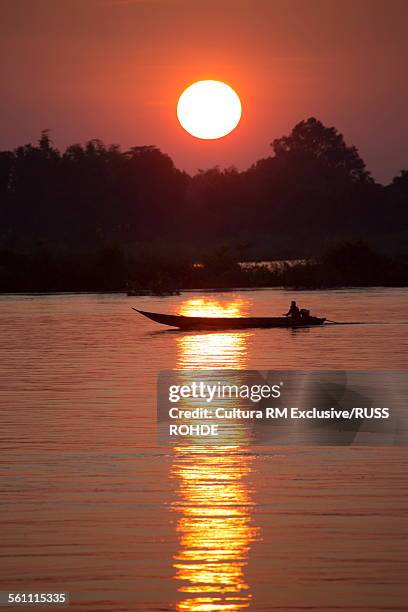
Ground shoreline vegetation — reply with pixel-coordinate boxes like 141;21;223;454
0;241;407;293
0;117;407;291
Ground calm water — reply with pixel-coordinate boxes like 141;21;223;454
1;288;408;611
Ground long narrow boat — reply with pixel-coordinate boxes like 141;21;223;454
133;308;326;330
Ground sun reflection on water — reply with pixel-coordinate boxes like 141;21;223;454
176;332;249;370
171;297;260;611
176;297;250;370
171;446;258;611
179;298;248;318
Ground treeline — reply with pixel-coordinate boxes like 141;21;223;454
0;241;407;292
0;117;407;259
0;117;407;290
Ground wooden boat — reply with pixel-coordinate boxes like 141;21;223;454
133;308;326;330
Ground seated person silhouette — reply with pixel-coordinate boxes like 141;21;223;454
285;300;300;319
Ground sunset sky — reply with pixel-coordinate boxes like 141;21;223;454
1;0;407;183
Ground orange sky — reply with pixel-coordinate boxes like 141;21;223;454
1;0;407;183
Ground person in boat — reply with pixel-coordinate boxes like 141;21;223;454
299;308;310;320
285;300;300;319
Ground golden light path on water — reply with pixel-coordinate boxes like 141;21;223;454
171;448;258;612
177;298;249;370
170;297;260;612
178;298;247;318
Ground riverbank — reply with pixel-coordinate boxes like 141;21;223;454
0;241;407;292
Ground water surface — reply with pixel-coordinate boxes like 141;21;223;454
1;289;407;610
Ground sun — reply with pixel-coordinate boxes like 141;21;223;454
177;80;242;140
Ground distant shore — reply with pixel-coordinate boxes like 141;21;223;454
2;286;408;297
0;240;407;293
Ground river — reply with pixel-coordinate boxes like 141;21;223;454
1;288;407;611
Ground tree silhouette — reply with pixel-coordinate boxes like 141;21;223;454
271;117;372;183
0;117;406;265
